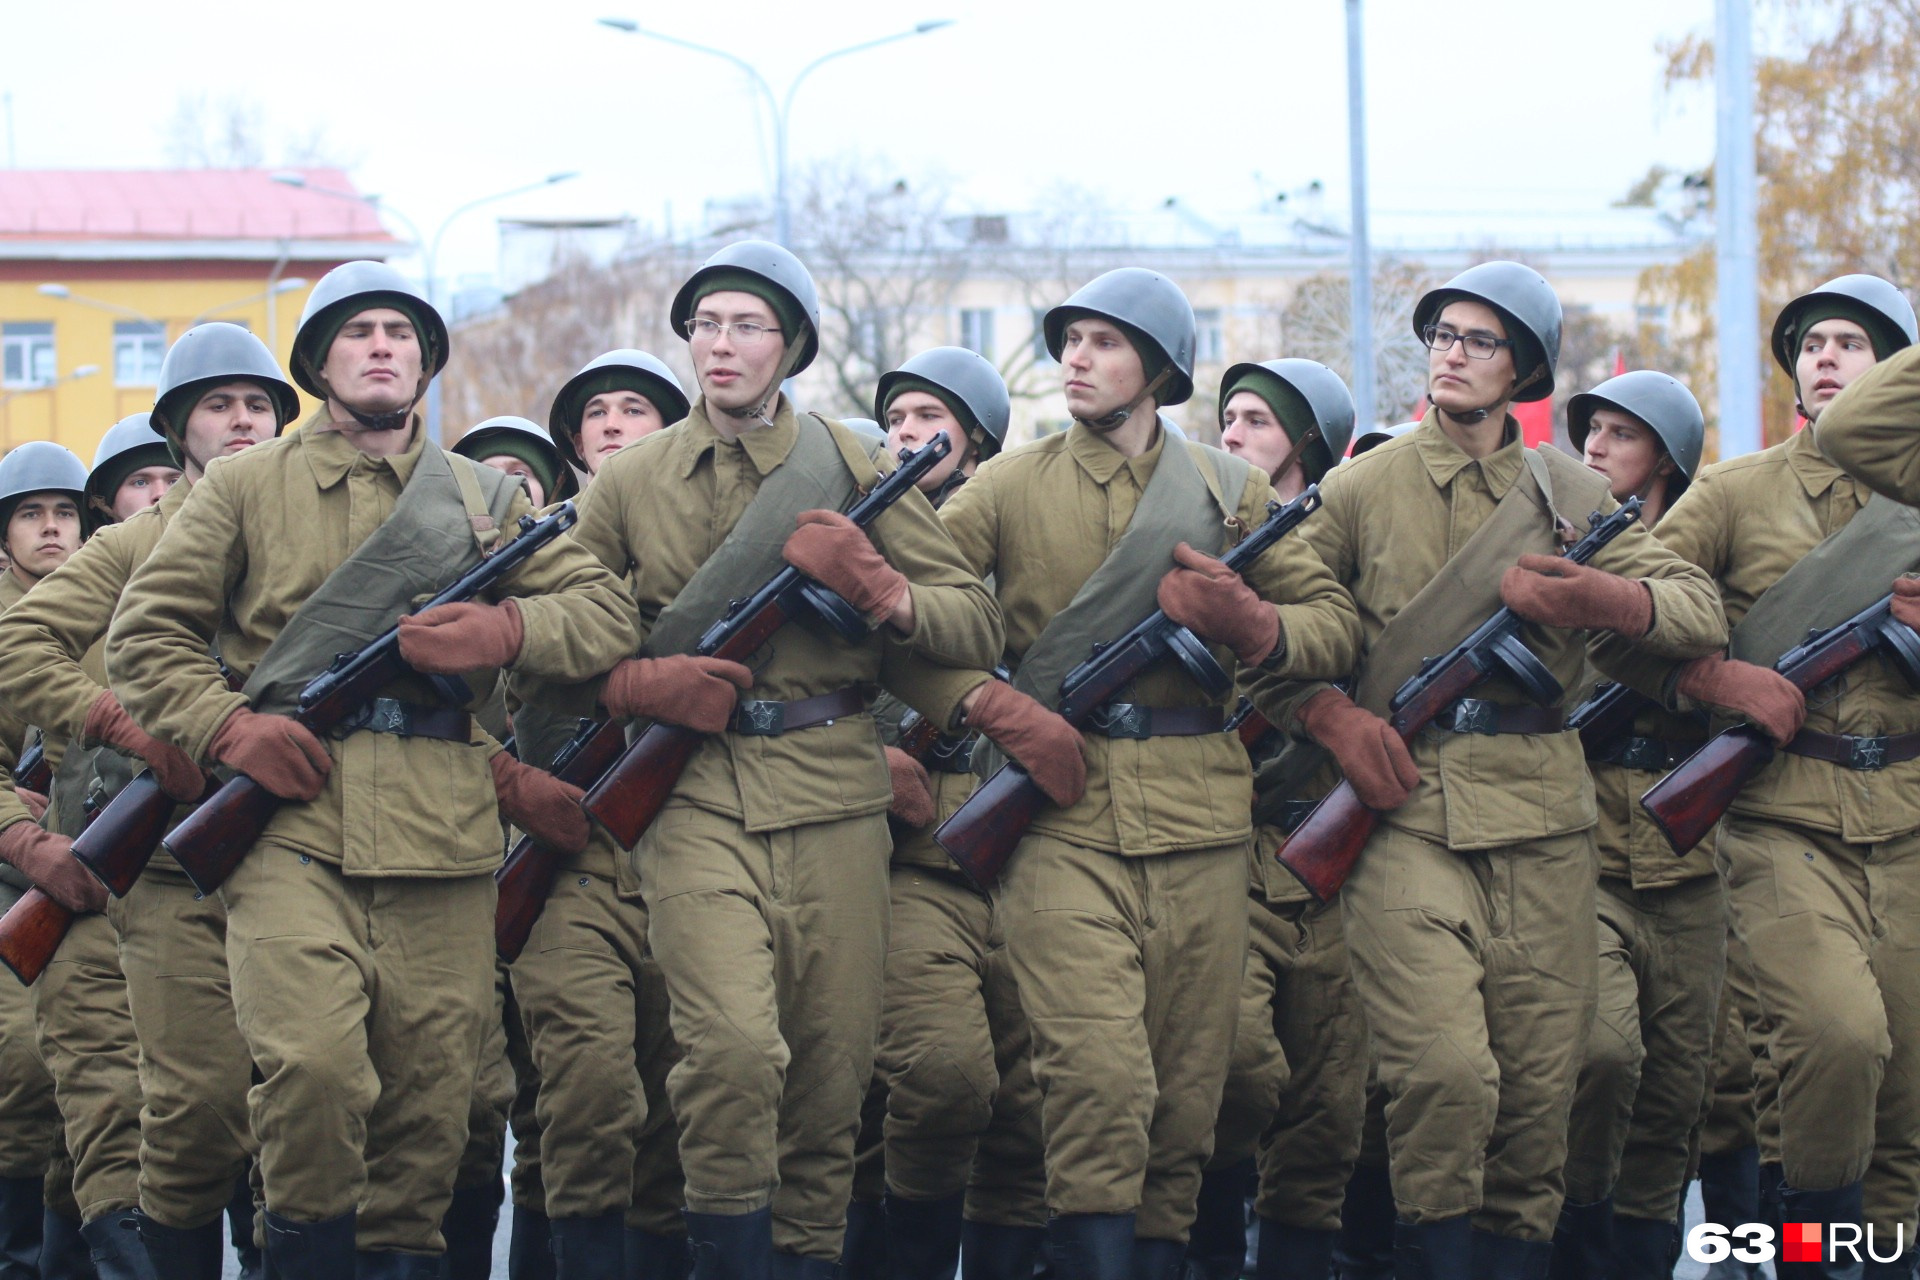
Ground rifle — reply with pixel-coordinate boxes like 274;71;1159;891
1640;591;1920;855
1567;681;1652;759
0;886;70;985
1226;698;1280;754
14;740;49;796
933;486;1325;889
493;715;624;962
580;436;953;849
1277;496;1645;902
163;502;581;896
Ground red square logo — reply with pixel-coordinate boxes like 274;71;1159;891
1783;1222;1823;1263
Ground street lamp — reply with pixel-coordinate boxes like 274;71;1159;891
187;277;309;327
597;17;954;246
36;284;160;325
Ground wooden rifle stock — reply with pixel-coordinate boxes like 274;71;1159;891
494;718;626;962
71;772;186;898
935;763;1049;890
1638;727;1773;855
15;741;49;796
0;889;72;986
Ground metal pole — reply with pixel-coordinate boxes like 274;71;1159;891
1345;0;1376;434
1715;0;1761;458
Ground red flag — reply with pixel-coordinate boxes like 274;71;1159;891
1613;348;1628;377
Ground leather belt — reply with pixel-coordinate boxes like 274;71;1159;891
1084;704;1225;740
1783;729;1920;772
1588;734;1705;773
1275;798;1321;836
924;734;978;774
334;697;471;743
731;688;866;738
1429;698;1565;738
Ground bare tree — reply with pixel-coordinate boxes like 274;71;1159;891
1275;260;1438;425
163;92;354;170
985;184;1122;409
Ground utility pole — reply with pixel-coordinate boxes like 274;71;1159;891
1345;0;1376;433
1715;0;1761;457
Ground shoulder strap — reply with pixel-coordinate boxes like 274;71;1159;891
1730;492;1920;667
449;452;513;554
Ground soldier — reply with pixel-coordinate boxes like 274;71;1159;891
1552;371;1720;1278
507;349;693;1280
0;331;291;1280
918;268;1361;1280
1613;274;1920;1277
1270;262;1726;1276
454;416;577;508
1190;358;1368;1280
83;414;181;528
107;261;638;1277
558;239;1002;1280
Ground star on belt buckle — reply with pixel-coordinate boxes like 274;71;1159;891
337;697;406;737
734;701;785;737
1090;703;1150;739
1849;735;1889;771
1448;700;1497;735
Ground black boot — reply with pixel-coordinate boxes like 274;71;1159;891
227;1177;263;1280
884;1193;963;1280
1390;1216;1472;1280
1759;1163;1787;1233
1609;1216;1679;1280
138;1217;224;1280
684;1208;772;1280
1333;1166;1394;1280
1129;1238;1181;1280
1863;1251;1915;1279
40;1208;93;1280
512;1207;558;1280
629;1228;691;1280
552;1212;625;1280
355;1252;442;1279
263;1209;357;1280
1044;1214;1133;1280
958;1223;1045;1280
80;1212;159;1280
1185;1163;1251;1280
441;1185;503;1280
769;1252;840;1280
1699;1149;1764;1280
1469;1231;1552;1280
842;1201;886;1280
1545;1199;1611;1280
1252;1219;1335;1280
1776;1181;1865;1280
0;1177;41;1280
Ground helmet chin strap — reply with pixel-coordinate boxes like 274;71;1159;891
1440;365;1544;427
720;341;806;429
1078;368;1173;434
317;367;427;434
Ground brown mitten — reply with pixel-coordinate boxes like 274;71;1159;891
885;747;936;828
1155;542;1280;667
964;681;1087;808
1296;689;1420;810
0;823;104;913
1892;576;1920;630
491;753;589;855
1499;554;1653;637
207;708;333;802
600;656;754;734
83;690;207;803
397;600;525;674
16;789;47;823
1676;655;1806;746
782;511;910;622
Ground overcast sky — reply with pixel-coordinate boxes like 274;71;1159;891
10;0;1725;283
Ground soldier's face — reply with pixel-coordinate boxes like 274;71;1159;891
885;390;971;492
1581;408;1672;501
692;292;785;413
1427;300;1518;416
181;382;276;478
323;308;423;415
110;465;182;522
574;391;665;475
1795;318;1876;420
1060;319;1148;420
1221;390;1306;497
477;455;546;508
5;493;80;581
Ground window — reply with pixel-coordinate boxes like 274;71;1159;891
1195;309;1225;364
960;308;995;358
1031;308;1053;363
114;322;167;387
2;323;54;389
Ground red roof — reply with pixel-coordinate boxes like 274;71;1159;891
0;169;399;243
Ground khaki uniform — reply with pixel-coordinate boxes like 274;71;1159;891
930;423;1360;1243
0;479;257;1230
1815;344;1920;504
565;400;1002;1261
109;420;637;1254
1278;414;1726;1240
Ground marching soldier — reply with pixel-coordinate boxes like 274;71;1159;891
1552;371;1720;1278
1270;262;1725;1276
559;240;1002;1280
84;414;181;528
0;330;291;1280
455;416;578;509
551;349;690;479
920;269;1361;1280
107;261;638;1277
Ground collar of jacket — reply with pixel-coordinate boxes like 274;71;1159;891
1065;417;1167;488
1784;419;1850;500
1413;407;1526;497
296;407;427;490
673;395;799;480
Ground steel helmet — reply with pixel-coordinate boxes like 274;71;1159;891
874;346;1012;460
841;417;888;445
1567;370;1705;497
669;240;823;375
1044;268;1198;407
548;350;691;475
1769;274;1917;377
0;441;89;537
152;323;300;467
1219;358;1356;483
1349;422;1418;459
291;260;448;399
453;416;578;503
84;414;175;523
1412;261;1562;403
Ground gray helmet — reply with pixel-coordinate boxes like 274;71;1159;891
1349;422;1417;459
1157;412;1188;440
842;417;887;444
669;240;822;375
1769;274;1918;377
1044;269;1197;407
152;322;301;466
1412;261;1562;403
84;413;175;521
547;349;691;475
454;416;578;503
291;260;448;398
1219;358;1356;483
1567;370;1705;494
0;441;89;538
874;346;1012;459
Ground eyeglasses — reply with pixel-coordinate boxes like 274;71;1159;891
684;318;783;347
1420;325;1514;360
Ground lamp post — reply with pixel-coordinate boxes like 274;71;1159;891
186;278;309;328
35;284;159;325
1344;0;1376;434
0;364;101;451
597;17;954;246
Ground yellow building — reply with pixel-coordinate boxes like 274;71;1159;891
0;169;400;460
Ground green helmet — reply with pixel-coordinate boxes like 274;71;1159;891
1769;275;1918;413
1413;261;1562;404
874;346;1011;460
151;323;300;467
1044;268;1197;407
1219;359;1356;483
669;240;822;375
291;260;448;405
1349;422;1417;459
548;350;690;475
1567;370;1705;498
841;417;887;445
84;413;174;525
454;416;578;503
0;441;88;540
